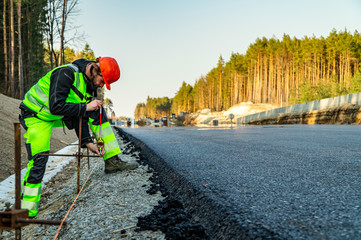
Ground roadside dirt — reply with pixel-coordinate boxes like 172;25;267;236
0;94;78;181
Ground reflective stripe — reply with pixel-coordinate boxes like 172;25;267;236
104;147;121;160
76;71;81;88
33;84;49;104
67;64;79;72
22;185;41;197
104;138;120;152
25;83;50;112
93;123;120;155
22;194;41;203
89;121;121;159
21;200;39;210
103;134;116;143
67;64;81;88
24;91;53;118
23;181;42;188
76;72;80;88
25;91;43;109
69;64;88;97
94;125;113;138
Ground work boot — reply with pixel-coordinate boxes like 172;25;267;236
104;156;138;174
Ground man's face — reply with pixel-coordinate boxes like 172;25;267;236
86;63;105;88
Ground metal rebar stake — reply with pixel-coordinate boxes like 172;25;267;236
87;148;90;170
77;117;82;194
14;122;21;239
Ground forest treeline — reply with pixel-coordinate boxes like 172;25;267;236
134;29;361;120
0;0;95;99
134;97;173;120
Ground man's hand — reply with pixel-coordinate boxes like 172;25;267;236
86;100;102;111
85;142;104;157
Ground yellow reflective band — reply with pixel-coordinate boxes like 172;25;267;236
104;138;120;152
22;186;41;197
21;200;40;210
104;147;121;160
101;127;113;137
76;72;80;88
66;64;80;88
22;194;41;203
67;64;81;88
94;126;113;139
67;64;78;72
33;83;49;101
23;181;42;188
24;90;56;121
29;87;43;104
103;134;116;143
25;91;42;109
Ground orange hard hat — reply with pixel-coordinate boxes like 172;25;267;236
98;56;120;90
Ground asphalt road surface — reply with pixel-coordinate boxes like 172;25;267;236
123;125;361;239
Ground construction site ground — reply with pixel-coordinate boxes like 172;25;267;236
0;94;207;239
2;94;360;239
1;127;208;239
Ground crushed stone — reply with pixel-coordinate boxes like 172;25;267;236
0;126;208;240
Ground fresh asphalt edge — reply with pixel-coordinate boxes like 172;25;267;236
118;128;284;240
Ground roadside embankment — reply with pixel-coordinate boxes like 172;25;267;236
0;94;78;182
248;103;361;125
237;92;361;125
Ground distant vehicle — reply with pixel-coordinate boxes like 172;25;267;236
162;116;168;127
152;119;161;127
171;113;176;119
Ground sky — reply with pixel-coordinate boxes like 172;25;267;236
75;0;361;118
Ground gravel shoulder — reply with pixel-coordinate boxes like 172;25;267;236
1;126;209;240
1;94;209;240
1;127;166;240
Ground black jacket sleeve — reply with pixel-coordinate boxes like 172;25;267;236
49;67;93;146
63;116;94;147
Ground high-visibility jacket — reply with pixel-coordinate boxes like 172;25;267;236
20;62;121;217
22;64;92;121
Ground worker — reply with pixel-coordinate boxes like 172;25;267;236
18;57;138;218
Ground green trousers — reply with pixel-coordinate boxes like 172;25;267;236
20;116;121;217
